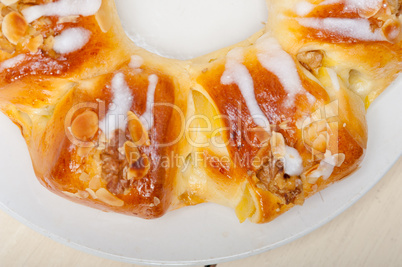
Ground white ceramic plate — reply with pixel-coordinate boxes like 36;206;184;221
0;1;401;266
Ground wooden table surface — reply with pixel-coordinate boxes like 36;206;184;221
1;157;401;267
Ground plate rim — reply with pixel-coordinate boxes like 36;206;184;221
1;156;400;266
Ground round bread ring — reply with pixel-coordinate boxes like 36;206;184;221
0;0;400;223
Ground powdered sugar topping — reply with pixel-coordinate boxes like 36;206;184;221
0;54;26;71
129;55;144;69
53;27;91;54
343;0;382;12
284;146;304;176
295;1;316;16
295;0;383;15
22;0;102;23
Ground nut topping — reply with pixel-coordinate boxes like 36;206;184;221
43;35;55;51
95;188;124;207
62;191;77;198
124;141;140;163
153;197;160;206
258;172;304;205
386;0;402;15
79;172;90;182
303;120;329;155
382;18;402;43
2;11;28;45
303;164;320;184
270;131;286;159
127;111;149;146
127;153;150;180
334;153;346;167
26;34;43;53
77;146;94;158
312;133;327;153
89;175;102;190
297;50;324;72
57;15;79;24
85;188;97;199
0;0;18;6
303;152;345;184
62;190;89;199
95;0;113;33
358;2;382;18
71;110;99;141
76;190;89;199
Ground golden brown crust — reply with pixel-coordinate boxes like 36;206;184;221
0;0;400;223
266;0;402;107
191;46;367;223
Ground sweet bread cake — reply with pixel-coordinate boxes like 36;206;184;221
0;0;400;223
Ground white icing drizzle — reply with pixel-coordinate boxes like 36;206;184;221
140;74;158;131
129;55;144;69
53;27;91;54
0;54;26;71
293;0;385;42
284;146;304;176
295;1;316;16
100;73;133;137
309;150;338;180
297;17;384;41
327;68;340;91
221;47;270;130
294;0;339;17
344;0;382;11
256;35;316;107
22;0;102;23
319;0;342;6
297;0;382;13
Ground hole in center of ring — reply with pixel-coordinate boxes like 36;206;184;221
115;0;268;60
